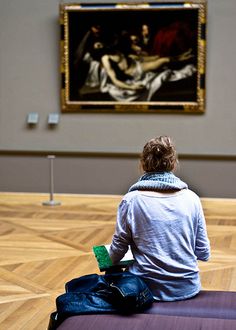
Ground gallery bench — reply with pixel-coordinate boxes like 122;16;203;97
56;290;236;330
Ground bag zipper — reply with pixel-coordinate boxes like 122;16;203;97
110;283;125;298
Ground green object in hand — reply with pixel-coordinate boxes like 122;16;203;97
93;245;113;271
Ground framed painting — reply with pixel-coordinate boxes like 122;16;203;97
60;1;206;113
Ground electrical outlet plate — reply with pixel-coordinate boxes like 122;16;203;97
27;112;39;124
48;113;60;125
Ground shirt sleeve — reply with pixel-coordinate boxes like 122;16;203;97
194;201;211;261
109;198;131;264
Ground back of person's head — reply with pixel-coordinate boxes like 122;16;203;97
141;136;178;173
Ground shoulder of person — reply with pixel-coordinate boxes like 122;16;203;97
122;190;140;203
182;189;203;208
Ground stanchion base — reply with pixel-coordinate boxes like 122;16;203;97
42;200;61;206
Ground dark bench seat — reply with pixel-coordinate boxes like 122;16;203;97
57;291;236;330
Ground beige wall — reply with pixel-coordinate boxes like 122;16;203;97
0;0;235;197
0;154;235;198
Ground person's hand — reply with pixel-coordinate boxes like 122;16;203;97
177;48;194;61
130;82;145;90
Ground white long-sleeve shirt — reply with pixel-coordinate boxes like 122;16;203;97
109;189;210;301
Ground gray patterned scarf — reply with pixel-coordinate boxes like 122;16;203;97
128;172;188;192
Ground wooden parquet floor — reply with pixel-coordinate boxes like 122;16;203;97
0;193;235;330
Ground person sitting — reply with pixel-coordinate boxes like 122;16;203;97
109;136;210;301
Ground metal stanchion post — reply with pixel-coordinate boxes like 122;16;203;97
42;155;61;206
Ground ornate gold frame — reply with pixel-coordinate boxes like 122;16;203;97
60;1;206;113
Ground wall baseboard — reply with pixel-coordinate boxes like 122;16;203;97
0;150;236;161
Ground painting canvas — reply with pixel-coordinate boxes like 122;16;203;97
60;1;206;113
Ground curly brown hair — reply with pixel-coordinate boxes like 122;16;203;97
140;136;178;172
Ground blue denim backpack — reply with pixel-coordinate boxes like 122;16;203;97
48;271;154;329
